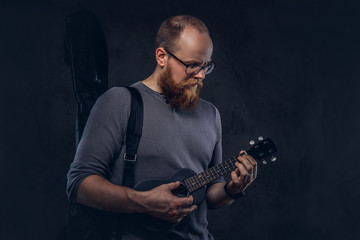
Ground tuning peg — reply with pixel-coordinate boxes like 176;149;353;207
262;159;267;165
271;156;277;162
258;136;263;141
249;140;255;145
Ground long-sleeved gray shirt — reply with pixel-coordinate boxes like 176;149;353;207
67;81;224;240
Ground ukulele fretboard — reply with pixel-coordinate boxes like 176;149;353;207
184;154;242;192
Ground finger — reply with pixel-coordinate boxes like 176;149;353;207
236;162;250;184
231;163;246;186
250;162;257;180
243;154;256;166
242;156;257;179
231;170;240;185
243;154;257;169
235;162;249;178
167;181;181;190
178;204;197;215
170;210;187;222
169;215;183;223
237;155;253;173
240;152;258;178
237;156;255;181
191;204;197;211
240;150;256;167
247;156;258;179
179;195;194;207
174;217;184;224
232;166;240;178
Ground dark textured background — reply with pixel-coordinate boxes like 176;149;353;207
1;0;359;239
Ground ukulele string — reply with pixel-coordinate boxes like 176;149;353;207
178;153;247;194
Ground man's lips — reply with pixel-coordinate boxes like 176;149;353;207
183;83;199;89
185;80;203;88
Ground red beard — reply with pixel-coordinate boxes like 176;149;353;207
158;67;203;110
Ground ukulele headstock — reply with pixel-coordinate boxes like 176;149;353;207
246;136;278;165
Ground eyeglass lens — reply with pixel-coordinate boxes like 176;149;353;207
186;64;214;75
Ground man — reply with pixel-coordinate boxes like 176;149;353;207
67;15;257;239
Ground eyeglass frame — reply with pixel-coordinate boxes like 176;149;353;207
164;49;216;76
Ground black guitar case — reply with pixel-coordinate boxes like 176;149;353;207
64;10;108;147
58;10;110;240
59;11;145;240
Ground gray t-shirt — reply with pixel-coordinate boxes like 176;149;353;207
67;81;224;239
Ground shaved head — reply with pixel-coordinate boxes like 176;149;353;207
156;15;210;52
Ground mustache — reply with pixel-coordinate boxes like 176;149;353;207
180;79;203;88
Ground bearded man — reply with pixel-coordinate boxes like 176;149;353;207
66;15;257;240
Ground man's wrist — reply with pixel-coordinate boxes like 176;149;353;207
126;188;148;213
223;182;245;200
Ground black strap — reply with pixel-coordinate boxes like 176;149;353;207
122;86;143;188
107;86;143;239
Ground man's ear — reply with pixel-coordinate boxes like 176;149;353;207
155;48;167;67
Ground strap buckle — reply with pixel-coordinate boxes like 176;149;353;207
124;153;137;162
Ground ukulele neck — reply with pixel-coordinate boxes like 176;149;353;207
184;154;242;193
183;137;278;193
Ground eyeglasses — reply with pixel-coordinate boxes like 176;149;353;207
164;49;216;76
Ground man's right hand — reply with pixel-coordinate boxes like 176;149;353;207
77;176;197;223
139;181;198;223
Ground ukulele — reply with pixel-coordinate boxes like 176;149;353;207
131;137;278;230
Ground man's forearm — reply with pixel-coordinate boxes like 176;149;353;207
206;182;235;209
76;175;146;213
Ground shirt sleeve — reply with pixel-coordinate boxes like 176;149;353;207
66;87;131;202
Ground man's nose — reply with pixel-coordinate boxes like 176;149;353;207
193;69;206;80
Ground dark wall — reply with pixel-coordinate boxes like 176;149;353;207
1;0;359;239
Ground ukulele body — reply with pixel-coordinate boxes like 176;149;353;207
131;168;206;231
133;168;206;206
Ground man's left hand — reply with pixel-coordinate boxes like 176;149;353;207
226;150;258;195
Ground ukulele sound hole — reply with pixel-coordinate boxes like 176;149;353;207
171;182;189;198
